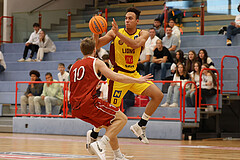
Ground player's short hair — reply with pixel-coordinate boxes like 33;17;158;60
33;23;40;27
126;7;141;19
80;37;95;55
29;70;40;78
58;63;65;67
45;72;52;77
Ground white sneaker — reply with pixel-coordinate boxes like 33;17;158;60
25;58;33;62
161;102;169;107
169;103;178;107
86;130;97;155
206;105;214;112
17;58;25;62
90;141;106;160
114;154;129;160
130;123;149;144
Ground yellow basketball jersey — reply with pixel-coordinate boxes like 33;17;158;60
110;28;142;72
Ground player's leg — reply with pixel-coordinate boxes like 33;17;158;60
130;82;163;144
109;136;129;160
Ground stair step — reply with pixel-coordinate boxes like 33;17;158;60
0;125;13;133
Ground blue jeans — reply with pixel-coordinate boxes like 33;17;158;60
137;62;150;75
150;62;171;80
185;90;195;107
166;85;180;104
227;25;240;40
0;64;5;72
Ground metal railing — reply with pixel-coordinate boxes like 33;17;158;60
221;55;240;96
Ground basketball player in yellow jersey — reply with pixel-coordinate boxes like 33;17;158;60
87;7;163;159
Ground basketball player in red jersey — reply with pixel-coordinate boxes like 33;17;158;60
91;7;164;146
69;38;152;160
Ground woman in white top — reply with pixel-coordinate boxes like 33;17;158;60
185;62;201;107
161;63;190;107
35;30;56;62
200;64;217;111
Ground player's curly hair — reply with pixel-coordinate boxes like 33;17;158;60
126;7;141;19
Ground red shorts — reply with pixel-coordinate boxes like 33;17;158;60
72;98;119;128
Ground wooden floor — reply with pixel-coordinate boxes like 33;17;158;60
0;133;240;160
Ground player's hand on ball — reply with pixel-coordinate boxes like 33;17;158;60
112;18;119;34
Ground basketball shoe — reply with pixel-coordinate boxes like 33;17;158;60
86;130;97;155
90;141;106;160
130;123;149;144
114;154;129;160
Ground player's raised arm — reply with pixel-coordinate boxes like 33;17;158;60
111;18;149;49
95;59;152;83
93;30;115;50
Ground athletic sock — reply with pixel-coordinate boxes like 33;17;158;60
113;148;123;158
99;135;110;148
91;127;100;139
138;112;150;127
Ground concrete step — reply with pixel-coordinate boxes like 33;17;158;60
0;125;13;133
0;117;13;125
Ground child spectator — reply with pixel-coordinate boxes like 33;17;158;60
185;62;201;107
20;70;43;114
170;49;186;74
197;49;215;69
186;50;197;73
200;64;217;111
0;51;6;72
18;23;41;62
58;63;69;88
161;63;190;107
35;30;56;62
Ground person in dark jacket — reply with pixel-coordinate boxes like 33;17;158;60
20;70;43;114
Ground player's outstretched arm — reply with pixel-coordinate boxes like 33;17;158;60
95;59;152;83
93;30;115;49
111;18;149;49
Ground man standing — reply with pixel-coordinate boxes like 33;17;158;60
92;7;163;145
18;23;41;62
34;72;63;115
150;39;173;80
162;26;179;59
70;38;153;160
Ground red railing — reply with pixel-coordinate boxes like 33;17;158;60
127;80;183;122
163;5;168;31
199;68;219;110
38;13;42;28
15;81;69;118
221;55;240;96
67;12;71;41
200;2;205;35
0;16;13;44
183;81;198;123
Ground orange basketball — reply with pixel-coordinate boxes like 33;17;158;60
89;16;107;34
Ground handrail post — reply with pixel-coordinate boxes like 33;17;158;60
39;13;42;28
0;16;14;44
200;2;205;35
179;81;182;122
105;8;108;32
10;17;13;43
15;82;18;117
164;4;168;32
67;11;71;41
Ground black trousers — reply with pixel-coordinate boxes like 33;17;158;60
23;44;39;59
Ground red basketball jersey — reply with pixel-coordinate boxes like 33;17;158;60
70;57;100;109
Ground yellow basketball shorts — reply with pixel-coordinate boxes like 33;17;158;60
107;70;153;107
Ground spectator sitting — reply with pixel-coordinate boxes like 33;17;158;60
186;50;197;73
168;19;181;47
97;47;108;59
162;26;179;59
0;51;6;73
200;64;217;112
20;70;43;115
67;64;72;73
150;39;174;80
153;18;165;40
35;30;56;62
137;28;159;75
161;63;190;108
185;62;201;107
57;63;69;88
102;54;113;69
197;49;215;69
34;72;63;115
226;4;240;46
18;23;41;62
170;49;186;75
